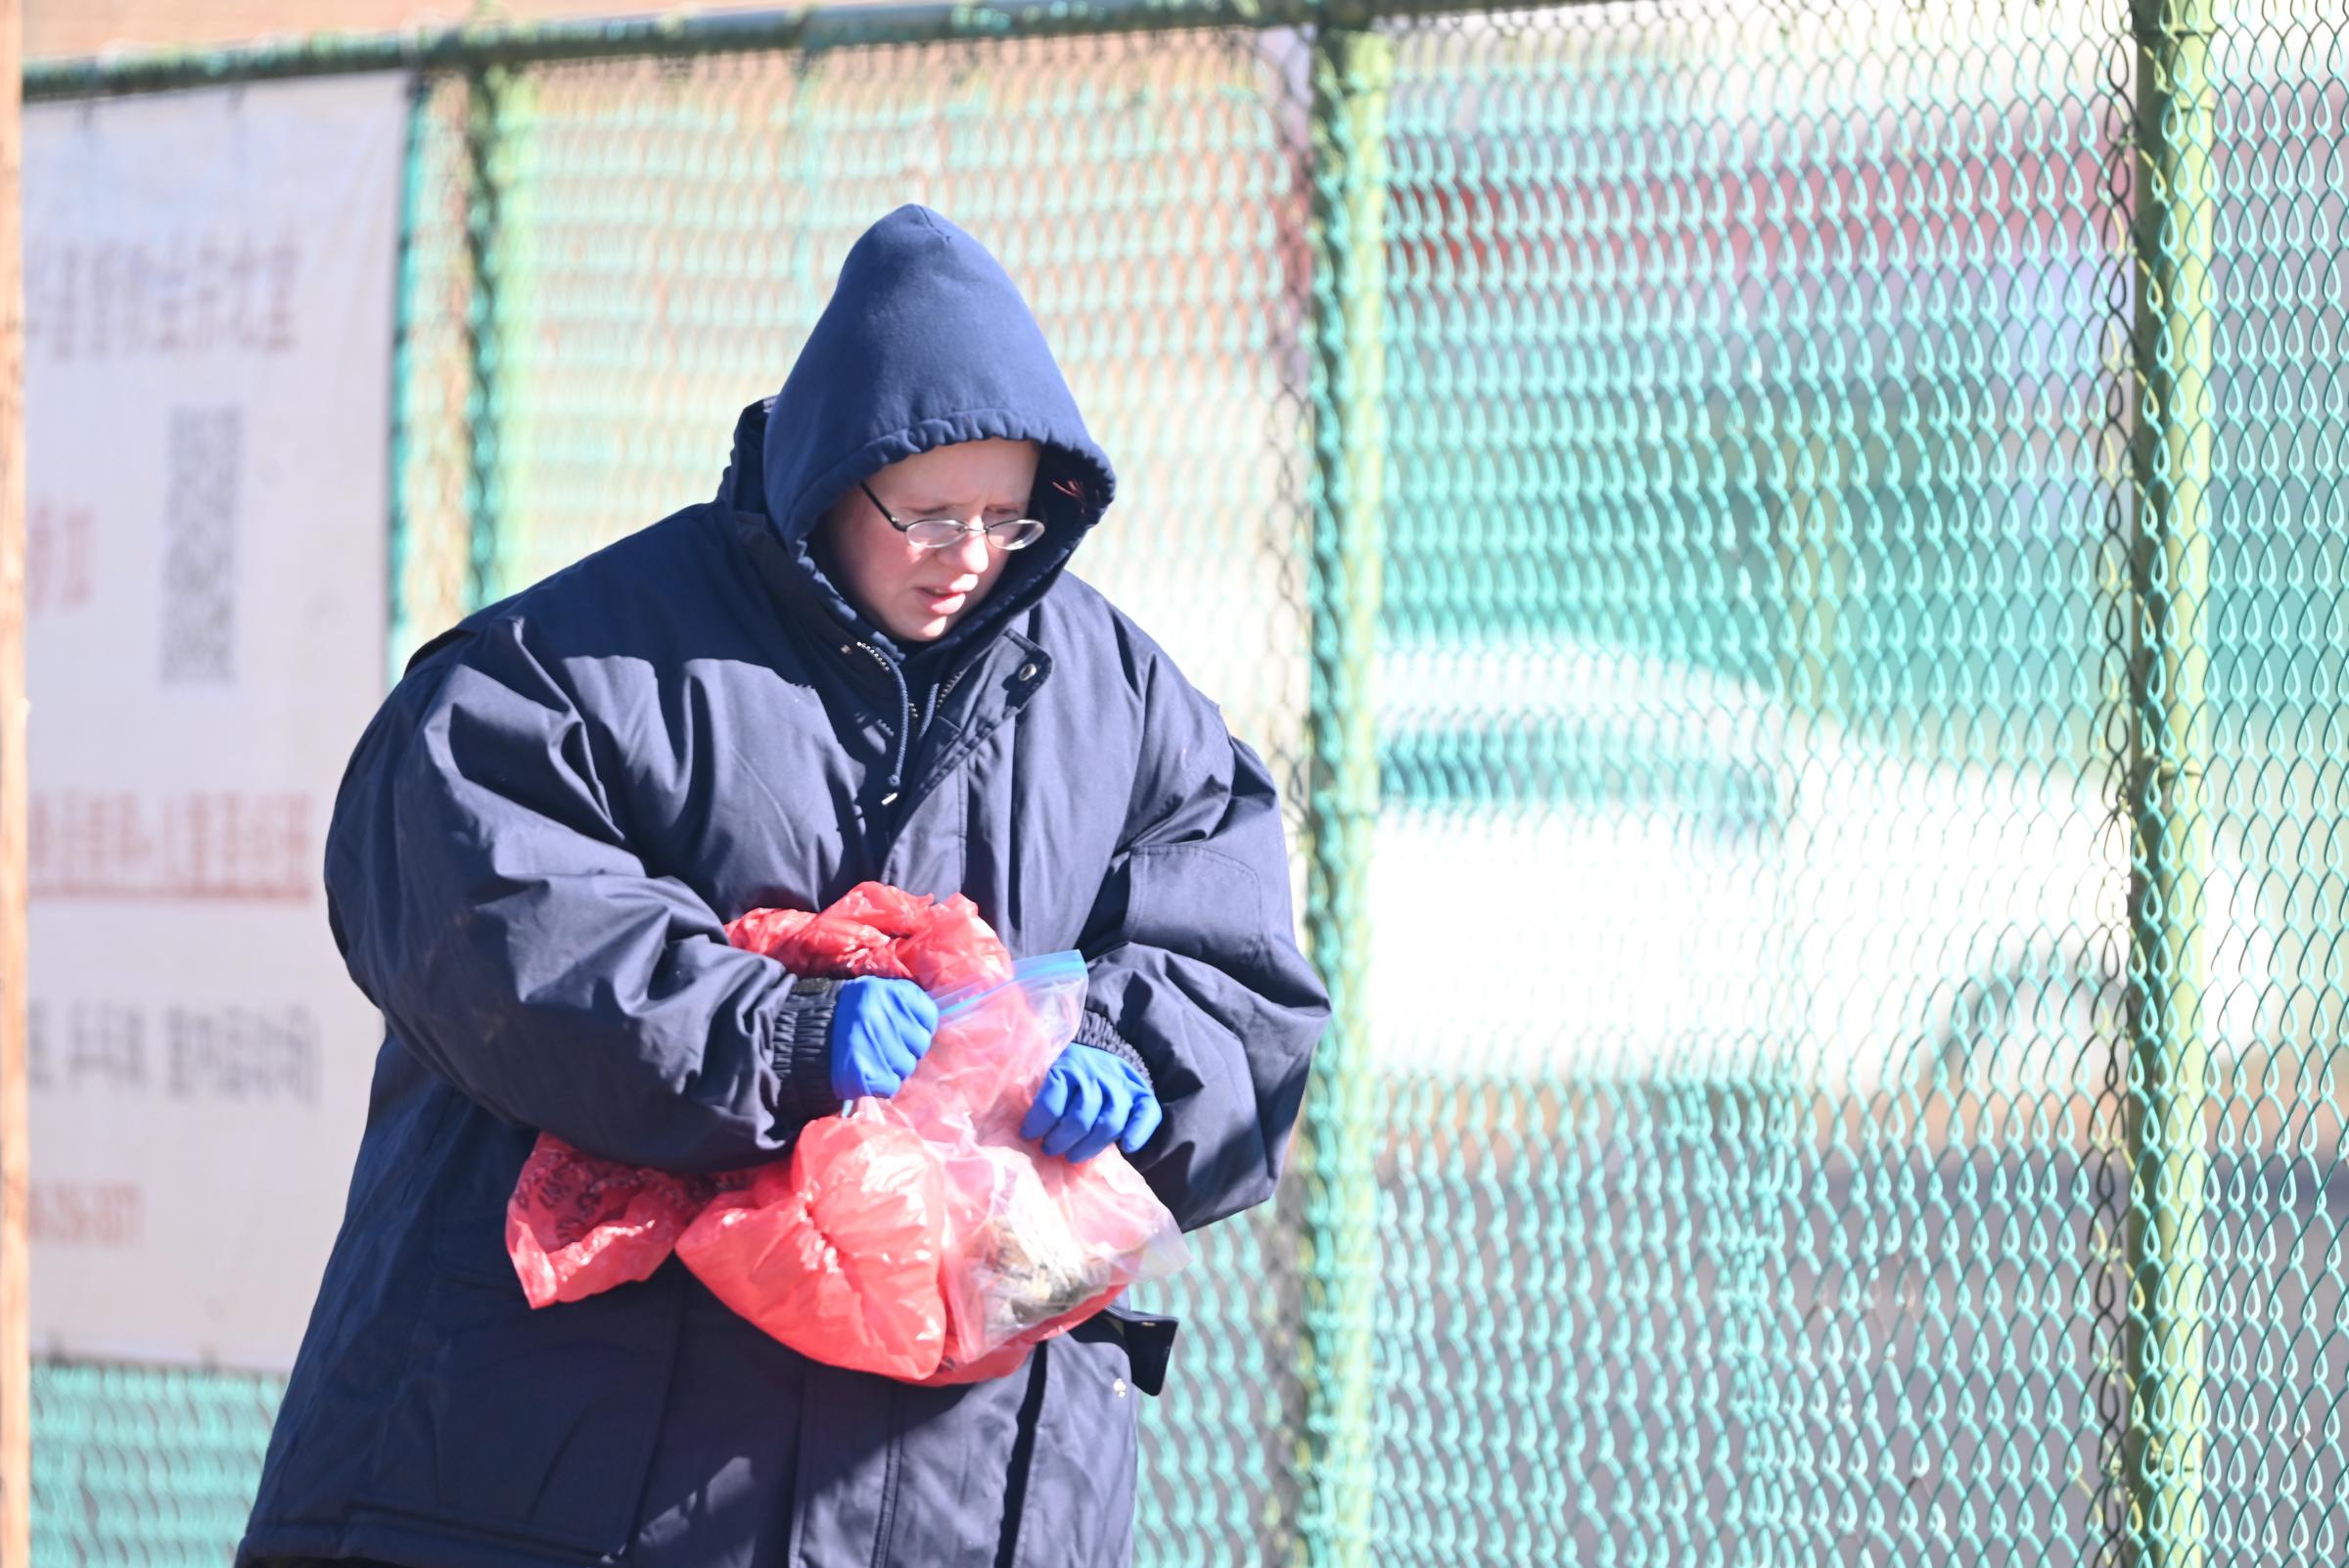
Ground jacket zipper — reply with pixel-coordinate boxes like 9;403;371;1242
925;660;977;728
847;643;995;858
852;642;904;724
849;641;912;807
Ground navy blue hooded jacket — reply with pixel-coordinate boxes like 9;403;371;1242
236;205;1329;1568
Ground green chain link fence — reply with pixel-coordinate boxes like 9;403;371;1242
23;0;2349;1561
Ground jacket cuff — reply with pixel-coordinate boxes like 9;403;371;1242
1076;1006;1155;1097
769;976;843;1127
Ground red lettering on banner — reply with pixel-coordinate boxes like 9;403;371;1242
27;499;98;616
62;506;93;607
28;1182;142;1248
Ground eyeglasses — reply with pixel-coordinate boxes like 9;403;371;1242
859;480;1047;552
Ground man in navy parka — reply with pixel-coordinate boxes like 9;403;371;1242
237;205;1329;1568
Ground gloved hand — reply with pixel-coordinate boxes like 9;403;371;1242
828;977;939;1101
1020;1044;1163;1163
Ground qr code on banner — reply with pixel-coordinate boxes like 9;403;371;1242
161;405;240;684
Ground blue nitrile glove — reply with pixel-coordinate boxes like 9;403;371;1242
1020;1044;1164;1163
828;977;939;1101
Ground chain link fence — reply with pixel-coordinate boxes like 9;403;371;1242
25;0;2349;1562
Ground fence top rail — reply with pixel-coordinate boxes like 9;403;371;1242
22;0;1531;100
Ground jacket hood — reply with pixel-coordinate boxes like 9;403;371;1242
725;205;1118;663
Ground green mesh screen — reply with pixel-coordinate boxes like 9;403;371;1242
28;0;2349;1563
28;1363;285;1564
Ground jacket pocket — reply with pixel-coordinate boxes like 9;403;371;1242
350;1225;682;1560
1012;1330;1141;1568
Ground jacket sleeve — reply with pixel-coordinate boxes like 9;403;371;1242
322;617;843;1174
1076;658;1331;1232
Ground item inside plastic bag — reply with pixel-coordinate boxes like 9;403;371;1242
504;882;1188;1384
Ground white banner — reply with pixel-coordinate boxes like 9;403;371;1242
23;75;406;1371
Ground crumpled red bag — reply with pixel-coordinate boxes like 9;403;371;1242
679;1115;948;1379
505;1143;719;1308
505;882;1187;1384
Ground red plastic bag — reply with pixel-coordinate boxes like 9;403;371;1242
724;881;1016;994
868;951;1187;1382
505;884;1000;1314
504;882;1187;1384
505;1139;715;1308
677;1116;948;1381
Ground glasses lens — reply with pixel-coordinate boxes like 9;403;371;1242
990;519;1047;549
903;518;1045;550
903;519;967;549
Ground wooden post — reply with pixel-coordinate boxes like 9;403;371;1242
0;0;27;1561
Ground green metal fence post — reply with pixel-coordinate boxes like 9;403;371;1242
2125;0;2217;1562
459;64;508;613
1295;21;1390;1568
385;74;429;684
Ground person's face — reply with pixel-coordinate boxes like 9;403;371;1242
823;438;1042;644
